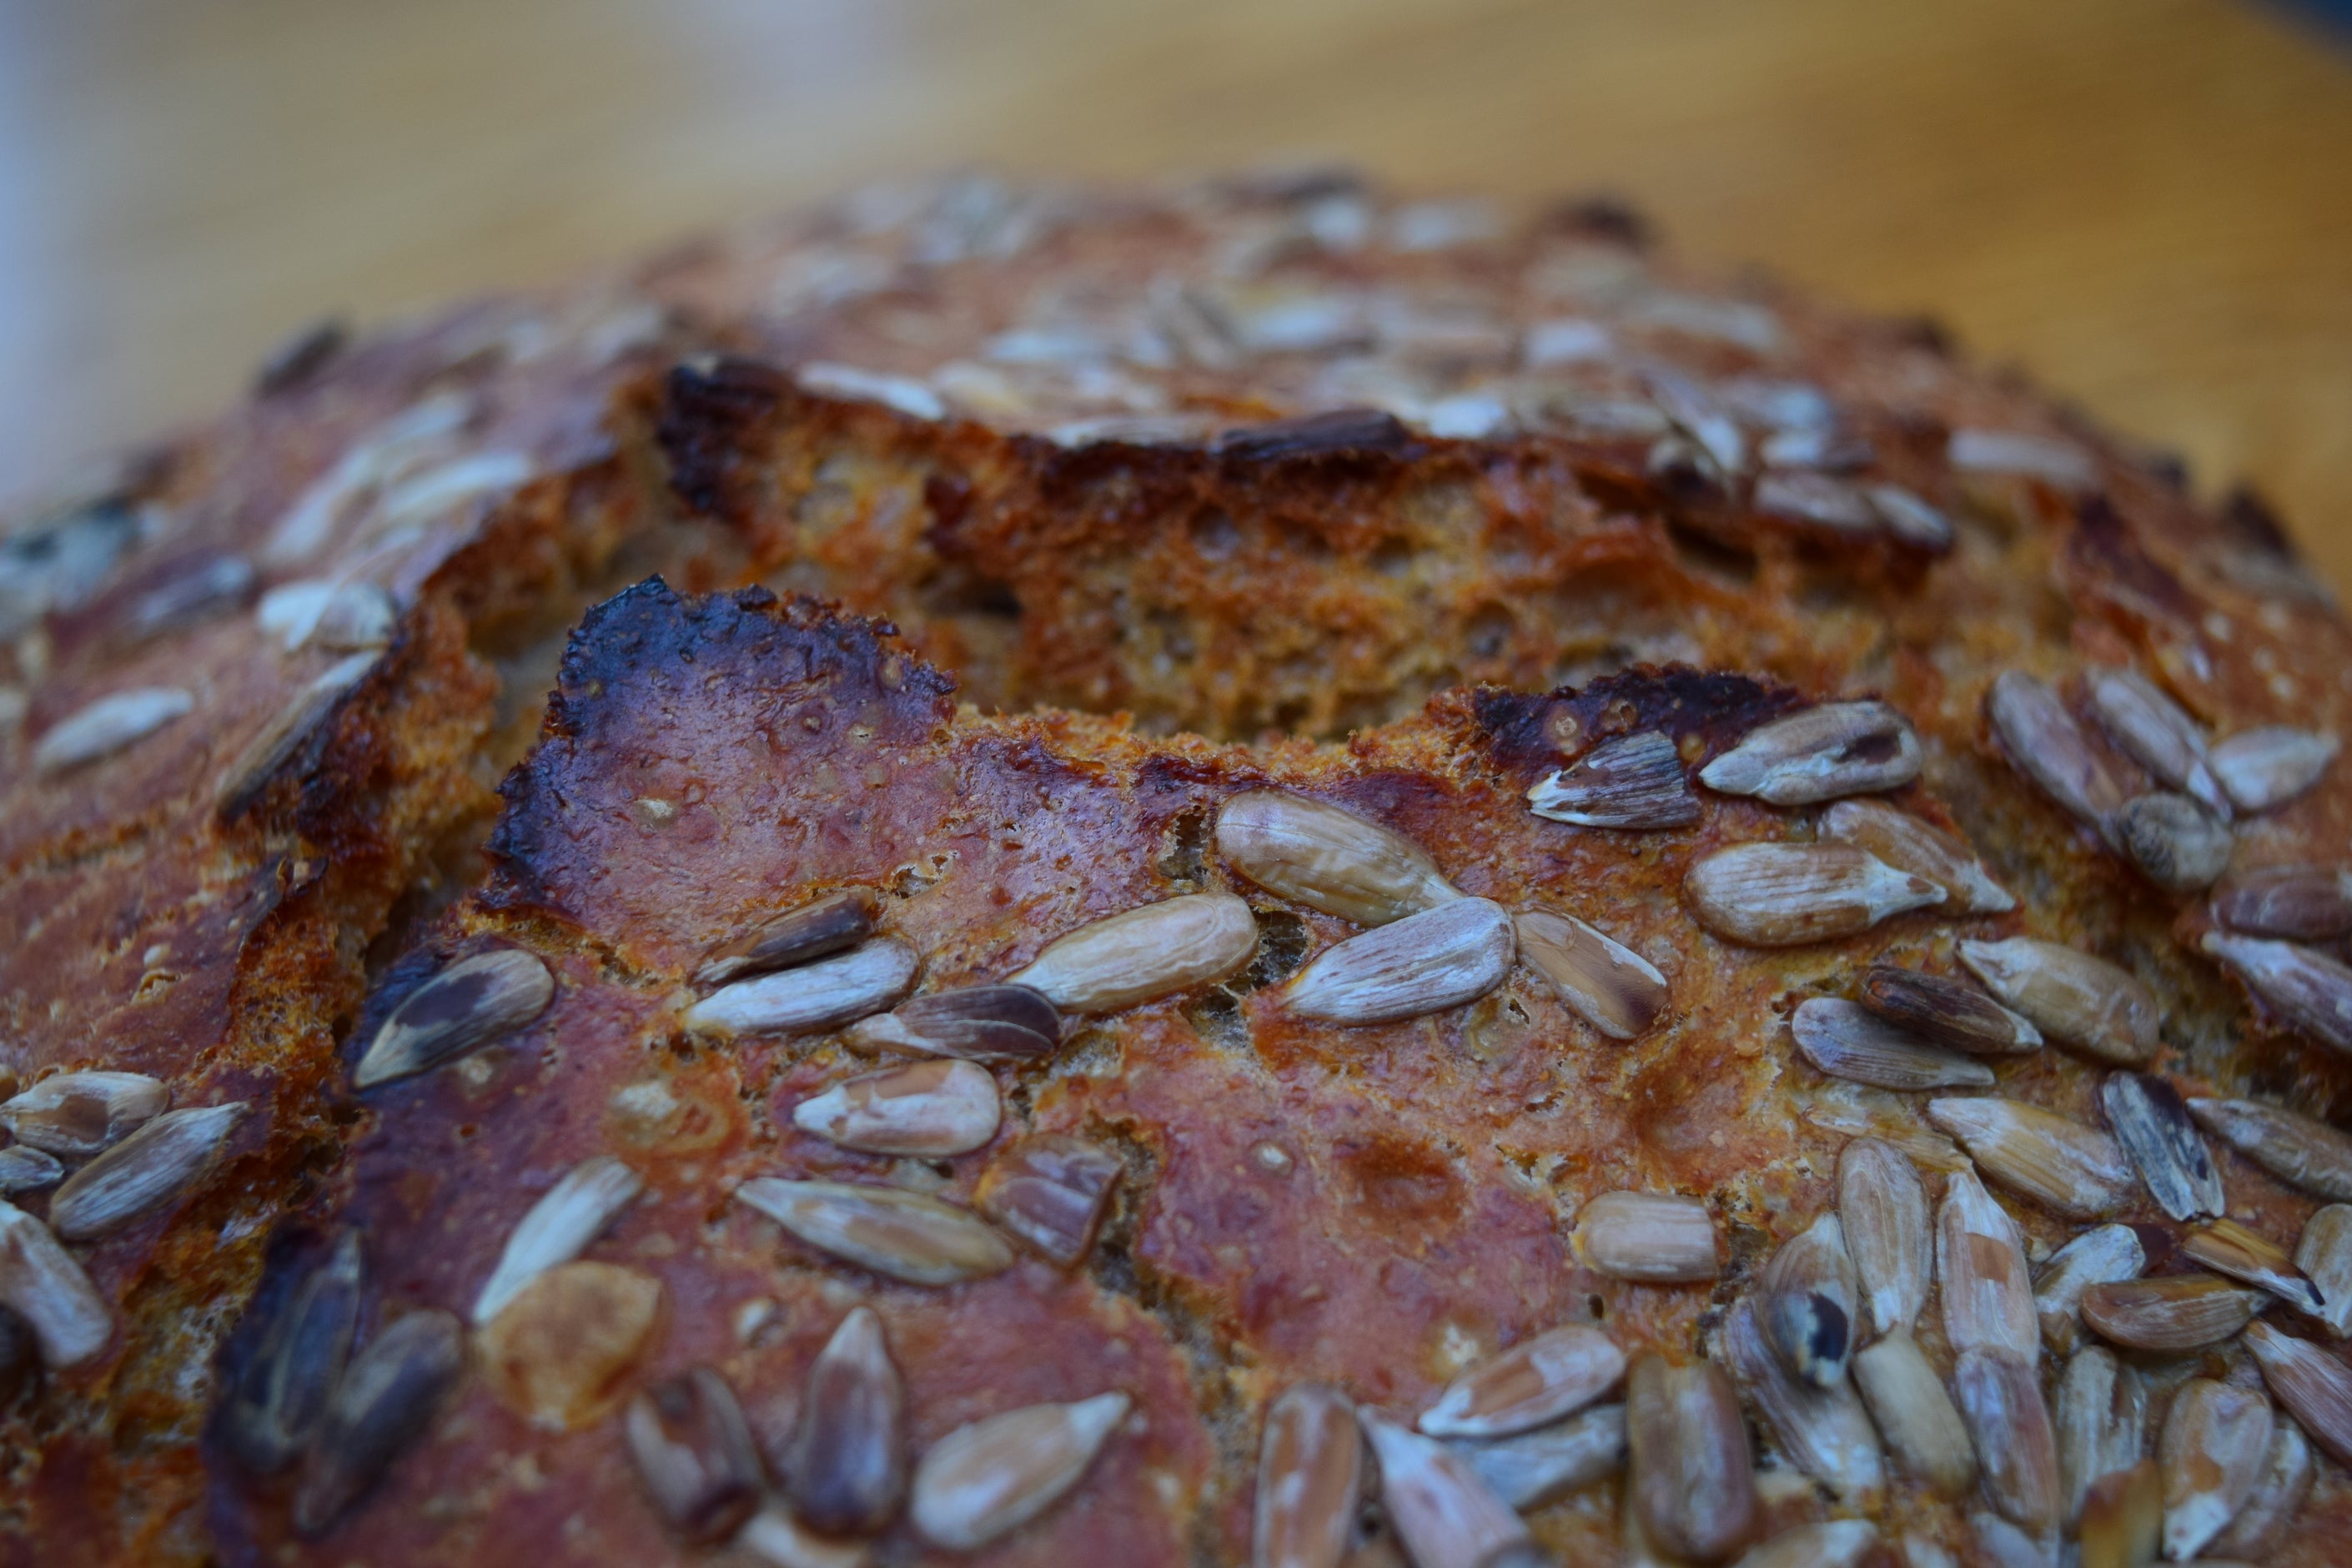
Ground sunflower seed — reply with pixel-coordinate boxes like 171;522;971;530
1571;1191;1718;1283
2053;1345;2148;1525
1838;1136;1929;1339
1282;897;1514;1025
1731;1520;1878;1568
2034;1225;2147;1354
1512;909;1670;1039
2184;1219;2324;1313
2297;1204;2352;1335
1966;1510;2057;1568
224;1232;363;1474
1214;791;1460;925
2159;1377;2273;1560
1953;1347;2061;1531
2115;792;2234;892
2189;1097;2352;1201
0;1070;168;1158
974;1135;1122;1268
1254;1383;1359;1568
257;579;396;652
2244;1321;2352;1466
1957;937;2159;1065
354;947;556;1088
1819;800;2014;914
1525;731;1697;829
786;1306;905;1536
1360;1410;1533;1568
2076;1458;2161;1568
0;1146;62;1194
696;889;879;985
1950;427;2099;486
737;1506;872;1568
2211;865;2352;941
0;1200;109;1368
2205;1418;2313;1555
1724;1298;1884;1500
2208;726;2337;814
33;686;194;774
1987;671;2133;832
1753;470;1878;533
215;651;380;817
1419;1324;1625;1439
1008;893;1258;1013
1756;1213;1861;1388
1852;1329;1977;1497
47;1102;247;1240
793;1059;1001;1158
1445;1403;1626;1510
1857;966;2040;1055
1793;999;1996;1091
1927;1097;2134;1219
479;1260;662;1431
736;1179;1013;1286
1867;484;1955;550
2087;668;2228;817
1938;1168;2038;1359
625;1366;766;1543
910;1391;1130;1550
1626;1354;1759;1562
2199;932;2352;1053
1686;843;1942;947
1700;701;1922;805
2099;1074;2224;1222
2081;1274;2267;1353
294;1309;465;1535
687;938;917;1038
847;984;1059;1061
471;1155;642;1324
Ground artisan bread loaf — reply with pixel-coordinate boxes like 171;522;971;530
2;172;2349;1565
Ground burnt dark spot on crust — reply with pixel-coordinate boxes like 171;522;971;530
1540;195;1654;250
657;358;790;517
1214;409;1412;465
254;319;352;399
2067;495;2199;630
2217;485;2299;560
1473;664;1804;777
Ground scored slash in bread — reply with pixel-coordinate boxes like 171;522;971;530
0;171;2348;1564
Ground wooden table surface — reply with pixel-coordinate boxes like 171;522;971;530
3;0;2349;582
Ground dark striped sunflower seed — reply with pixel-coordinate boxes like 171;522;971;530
2099;1072;2225;1221
785;1306;905;1536
294;1309;464;1536
1857;965;2040;1055
224;1232;363;1475
2079;1274;2267;1353
1525;731;1698;829
974;1134;1122;1268
2113;792;2233;892
48;1102;249;1240
2199;932;2352;1053
2189;1096;2352;1201
1698;700;1922;805
1253;1383;1359;1568
1686;842;1942;947
2211;864;2352;941
695;888;877;986
1792;998;1994;1091
1214;790;1460;925
2158;1377;2273;1560
1819;799;2014;914
353;948;555;1088
847;984;1061;1061
1724;1299;1884;1501
625;1366;766;1544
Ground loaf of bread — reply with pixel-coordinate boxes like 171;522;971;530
3;171;2349;1565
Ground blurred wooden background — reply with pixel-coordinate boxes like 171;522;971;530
3;0;2349;581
